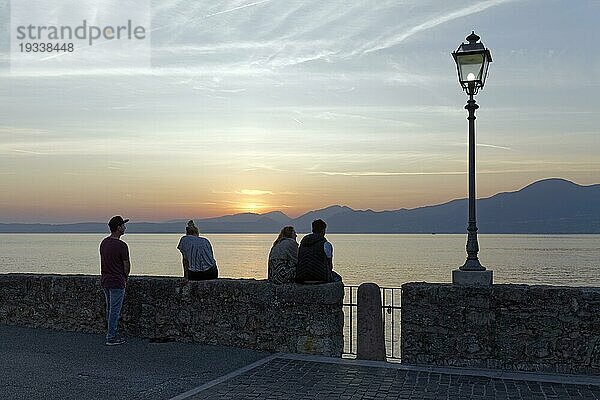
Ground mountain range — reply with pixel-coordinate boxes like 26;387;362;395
1;178;599;234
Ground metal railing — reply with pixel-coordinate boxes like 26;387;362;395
343;285;358;357
343;285;402;361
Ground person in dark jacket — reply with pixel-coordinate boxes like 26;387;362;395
296;219;342;283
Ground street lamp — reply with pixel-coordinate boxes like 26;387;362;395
451;31;493;286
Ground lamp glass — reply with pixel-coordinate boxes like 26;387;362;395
457;53;485;83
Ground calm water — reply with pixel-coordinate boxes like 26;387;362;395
1;234;599;287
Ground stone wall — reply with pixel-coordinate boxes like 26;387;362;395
402;283;600;375
0;274;344;356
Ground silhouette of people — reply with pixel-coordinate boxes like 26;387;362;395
177;220;218;282
296;219;342;283
100;215;130;346
268;226;298;284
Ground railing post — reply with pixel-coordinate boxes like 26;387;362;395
357;282;386;361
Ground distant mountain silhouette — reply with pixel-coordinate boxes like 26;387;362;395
316;178;600;233
1;178;598;233
292;205;353;231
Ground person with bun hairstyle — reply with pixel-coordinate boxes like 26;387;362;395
177;220;218;282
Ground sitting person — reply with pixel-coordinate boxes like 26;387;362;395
296;219;342;283
268;226;298;284
177;220;218;282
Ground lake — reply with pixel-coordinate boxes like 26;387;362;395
1;233;599;287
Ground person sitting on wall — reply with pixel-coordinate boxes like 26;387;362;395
177;220;218;283
296;219;342;284
268;226;298;284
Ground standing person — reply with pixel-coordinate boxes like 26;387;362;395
100;215;131;346
268;226;298;284
296;219;342;283
177;220;218;283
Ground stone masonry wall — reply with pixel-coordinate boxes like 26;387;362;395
0;274;344;356
402;283;600;375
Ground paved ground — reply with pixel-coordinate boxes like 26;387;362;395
181;356;600;400
0;325;268;400
2;326;600;400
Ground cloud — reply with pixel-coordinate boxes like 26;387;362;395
452;142;514;151
0;126;49;135
213;188;296;196
11;149;48;155
311;111;417;127
356;0;515;56
242;164;288;173
2;0;516;78
310;170;466;177
237;189;274;196
172;201;219;206
205;0;273;19
477;143;514;151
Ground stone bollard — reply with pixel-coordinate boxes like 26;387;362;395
357;282;386;361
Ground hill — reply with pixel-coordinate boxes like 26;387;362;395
0;179;598;233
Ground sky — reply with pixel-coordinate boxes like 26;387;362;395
0;0;599;223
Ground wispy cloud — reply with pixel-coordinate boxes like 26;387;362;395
453;142;514;151
310;170;466;177
357;0;515;56
171;201;219;206
0;126;48;135
311;111;417;127
237;189;274;196
152;0;274;33
213;188;296;196
477;143;514;151
242;164;288;173
205;0;273;18
11;149;48;155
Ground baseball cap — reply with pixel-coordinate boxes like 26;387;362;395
108;215;129;231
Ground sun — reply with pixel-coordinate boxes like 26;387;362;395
241;203;261;213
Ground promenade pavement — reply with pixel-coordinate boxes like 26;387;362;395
182;355;600;400
0;325;268;400
2;325;600;400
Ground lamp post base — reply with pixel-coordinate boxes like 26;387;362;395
452;269;493;287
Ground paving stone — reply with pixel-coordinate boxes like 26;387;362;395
187;358;600;400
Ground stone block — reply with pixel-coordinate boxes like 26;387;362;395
452;269;493;287
356;283;386;361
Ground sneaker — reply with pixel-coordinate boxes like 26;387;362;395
105;336;126;346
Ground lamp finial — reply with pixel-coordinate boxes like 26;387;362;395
466;31;480;44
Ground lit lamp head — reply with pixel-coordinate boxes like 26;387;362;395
452;31;492;96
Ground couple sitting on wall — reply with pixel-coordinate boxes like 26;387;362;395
268;219;342;284
179;218;340;285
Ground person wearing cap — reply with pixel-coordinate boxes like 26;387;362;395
100;215;131;346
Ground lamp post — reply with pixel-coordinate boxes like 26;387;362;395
451;31;493;286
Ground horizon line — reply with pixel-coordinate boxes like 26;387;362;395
0;177;596;225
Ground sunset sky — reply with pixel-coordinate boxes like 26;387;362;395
1;0;599;223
